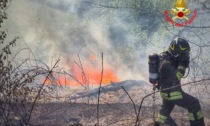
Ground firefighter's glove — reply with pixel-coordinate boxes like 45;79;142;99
177;63;188;81
152;83;160;91
177;53;189;80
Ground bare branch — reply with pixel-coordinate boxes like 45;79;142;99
96;53;103;126
27;59;60;124
121;86;137;116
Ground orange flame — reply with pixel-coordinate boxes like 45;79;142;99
84;65;120;85
71;63;120;86
43;54;120;86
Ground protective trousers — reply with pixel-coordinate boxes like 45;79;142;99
157;91;205;126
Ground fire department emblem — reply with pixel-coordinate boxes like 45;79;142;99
171;0;190;20
164;0;197;27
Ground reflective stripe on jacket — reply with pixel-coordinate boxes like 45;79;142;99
160;91;183;100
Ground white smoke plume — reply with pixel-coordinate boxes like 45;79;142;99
3;0;210;85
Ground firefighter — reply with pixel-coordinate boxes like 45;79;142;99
153;37;205;126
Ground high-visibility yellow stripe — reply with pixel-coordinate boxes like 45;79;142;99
169;95;183;100
170;91;182;96
170;44;175;51
188;110;203;121
179;45;187;51
188;113;195;121
160;92;183;100
157;113;167;123
157;118;165;123
160;92;168;99
197;110;203;119
176;71;183;81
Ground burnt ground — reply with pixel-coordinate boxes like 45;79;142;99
1;101;210;126
1;83;210;126
30;102;138;126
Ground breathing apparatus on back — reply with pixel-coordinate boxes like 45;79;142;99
148;37;191;87
148;53;159;88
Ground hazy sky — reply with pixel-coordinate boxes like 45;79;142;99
3;0;210;85
3;0;147;84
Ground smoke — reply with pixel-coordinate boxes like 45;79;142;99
1;0;138;82
3;0;210;85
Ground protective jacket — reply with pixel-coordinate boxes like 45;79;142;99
156;51;205;126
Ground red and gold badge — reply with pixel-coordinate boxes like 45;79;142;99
171;0;191;20
164;0;197;27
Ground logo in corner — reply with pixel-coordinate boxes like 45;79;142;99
164;0;197;27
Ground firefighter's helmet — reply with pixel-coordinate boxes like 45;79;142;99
168;37;190;57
